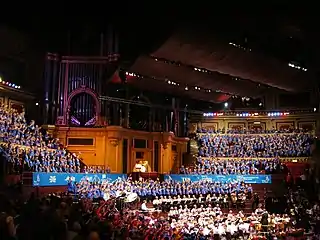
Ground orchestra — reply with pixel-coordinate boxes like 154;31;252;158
74;176;314;238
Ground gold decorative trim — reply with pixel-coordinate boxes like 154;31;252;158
109;138;119;147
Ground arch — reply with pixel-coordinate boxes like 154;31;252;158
65;85;100;125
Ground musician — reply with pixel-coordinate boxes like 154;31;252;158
198;194;204;204
206;194;211;203
173;207;179;216
176;195;181;204
152;196;160;209
231;193;237;207
223;194;229;208
211;194;217;203
140;164;146;173
260;212;269;233
252;193;260;210
191;205;198;214
141;200;149;212
255;204;264;215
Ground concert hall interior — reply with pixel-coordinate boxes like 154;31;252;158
0;8;320;239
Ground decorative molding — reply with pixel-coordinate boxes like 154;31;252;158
56;116;64;125
228;122;245;129
248;122;266;130
9;99;24;113
188;123;197;133
163;142;170;149
202;122;219;130
109;138;119;147
298;121;316;131
276;121;294;130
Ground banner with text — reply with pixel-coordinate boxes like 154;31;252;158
32;173;127;187
164;174;272;184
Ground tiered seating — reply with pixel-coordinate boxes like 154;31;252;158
184;158;284;175
197;129;312;158
188;128;312;176
0;105;87;173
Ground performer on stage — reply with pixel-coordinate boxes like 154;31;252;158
141;200;149;212
133;160;149;172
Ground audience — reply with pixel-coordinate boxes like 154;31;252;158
0;177;314;240
0;105;84;173
181;158;286;175
198;130;312;158
197;128;310;134
75;177;253;212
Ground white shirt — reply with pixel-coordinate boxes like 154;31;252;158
203;227;210;236
140;165;146;172
218;224;225;235
239;223;250;233
141;203;148;211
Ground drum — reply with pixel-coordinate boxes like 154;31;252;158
125;192;139;203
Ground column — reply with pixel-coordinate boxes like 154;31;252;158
183;109;188;136
50;54;59;124
175;99;180;136
43;53;52;124
112;103;121;125
123;87;130;128
151;109;155;132
171;98;176;133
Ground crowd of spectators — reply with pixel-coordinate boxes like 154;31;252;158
197;128;310;134
68;177;316;238
0;179;314;239
181;158;286;175
0;105;86;173
73;177;253;202
197;128;312;158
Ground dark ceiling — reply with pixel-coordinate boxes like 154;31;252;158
126;7;320;102
0;6;319;101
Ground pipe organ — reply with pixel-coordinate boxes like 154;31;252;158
54;57;117;126
42;28;188;138
43;28;119;126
